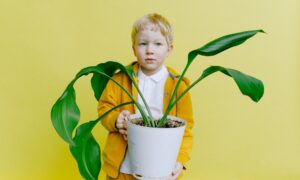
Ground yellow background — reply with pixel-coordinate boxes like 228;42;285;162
0;0;299;179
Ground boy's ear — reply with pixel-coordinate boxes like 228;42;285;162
168;44;174;53
132;45;137;57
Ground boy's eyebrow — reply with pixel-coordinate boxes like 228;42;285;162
137;38;165;42
137;38;146;40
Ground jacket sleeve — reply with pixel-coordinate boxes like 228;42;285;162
176;77;194;164
97;77;120;132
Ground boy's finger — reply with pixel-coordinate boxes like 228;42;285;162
170;163;182;179
120;110;130;117
123;135;127;141
169;171;179;180
123;110;131;115
123;111;131;120
116;122;124;129
165;175;173;180
119;129;125;134
123;121;127;128
119;129;127;135
172;171;180;179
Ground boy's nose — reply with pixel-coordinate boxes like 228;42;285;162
146;45;154;54
146;51;154;55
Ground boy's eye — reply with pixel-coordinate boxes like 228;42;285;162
155;42;162;46
138;42;147;46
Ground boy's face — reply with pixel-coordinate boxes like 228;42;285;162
133;24;173;76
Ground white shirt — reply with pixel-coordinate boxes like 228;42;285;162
120;65;169;174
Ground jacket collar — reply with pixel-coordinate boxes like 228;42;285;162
137;66;168;83
130;61;180;80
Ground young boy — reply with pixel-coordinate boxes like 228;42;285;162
98;13;194;180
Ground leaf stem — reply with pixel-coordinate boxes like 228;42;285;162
130;78;155;127
99;72;150;125
158;62;192;127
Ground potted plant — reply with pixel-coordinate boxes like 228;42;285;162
51;29;265;180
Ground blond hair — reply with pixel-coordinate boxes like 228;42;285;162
131;13;173;46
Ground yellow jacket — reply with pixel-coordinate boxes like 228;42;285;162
98;62;194;178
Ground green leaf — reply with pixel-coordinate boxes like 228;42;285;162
70;121;100;180
50;65;103;145
91;61;134;101
51;85;80;145
51;61;134;145
69;101;134;180
188;29;265;63
201;66;264;102
91;63;117;101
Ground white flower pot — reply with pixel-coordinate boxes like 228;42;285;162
127;114;186;180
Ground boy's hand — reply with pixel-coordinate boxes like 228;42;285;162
116;110;130;141
167;162;183;180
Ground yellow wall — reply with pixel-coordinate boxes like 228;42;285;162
0;0;299;179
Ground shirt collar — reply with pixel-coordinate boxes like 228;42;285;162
138;65;168;83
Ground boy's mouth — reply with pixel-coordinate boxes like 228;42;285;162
145;58;156;62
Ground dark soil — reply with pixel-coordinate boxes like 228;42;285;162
130;118;184;128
